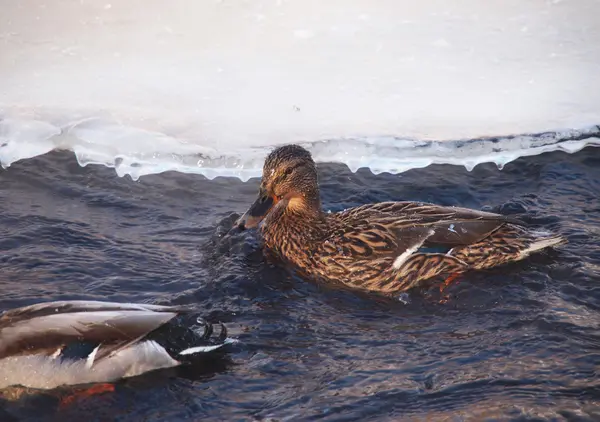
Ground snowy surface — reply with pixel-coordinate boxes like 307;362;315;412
1;0;599;179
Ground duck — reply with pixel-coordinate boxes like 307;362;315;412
236;144;567;295
0;300;234;390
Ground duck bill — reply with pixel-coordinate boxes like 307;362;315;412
237;193;274;229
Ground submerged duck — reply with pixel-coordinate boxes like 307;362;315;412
0;300;233;390
237;144;566;295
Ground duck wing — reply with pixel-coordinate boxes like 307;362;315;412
318;218;467;292
336;201;524;247
322;202;527;291
322;219;434;259
0;300;184;362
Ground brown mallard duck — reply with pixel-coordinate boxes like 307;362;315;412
237;144;566;295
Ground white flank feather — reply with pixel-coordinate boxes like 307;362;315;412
179;338;237;356
392;229;435;270
85;345;101;369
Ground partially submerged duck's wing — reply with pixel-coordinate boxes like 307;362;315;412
0;301;182;362
0;301;235;389
0;300;186;325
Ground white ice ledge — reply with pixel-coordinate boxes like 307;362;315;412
1;116;598;181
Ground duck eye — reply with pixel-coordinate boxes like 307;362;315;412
283;168;293;177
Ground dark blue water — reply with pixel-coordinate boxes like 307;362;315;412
1;147;599;421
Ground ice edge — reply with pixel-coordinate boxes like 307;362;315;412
1;117;598;182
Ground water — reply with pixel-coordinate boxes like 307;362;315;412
1;146;599;421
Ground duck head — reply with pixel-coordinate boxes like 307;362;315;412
237;144;322;230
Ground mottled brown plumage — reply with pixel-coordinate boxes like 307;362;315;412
237;144;567;295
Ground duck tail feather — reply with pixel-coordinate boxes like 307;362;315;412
521;233;567;257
